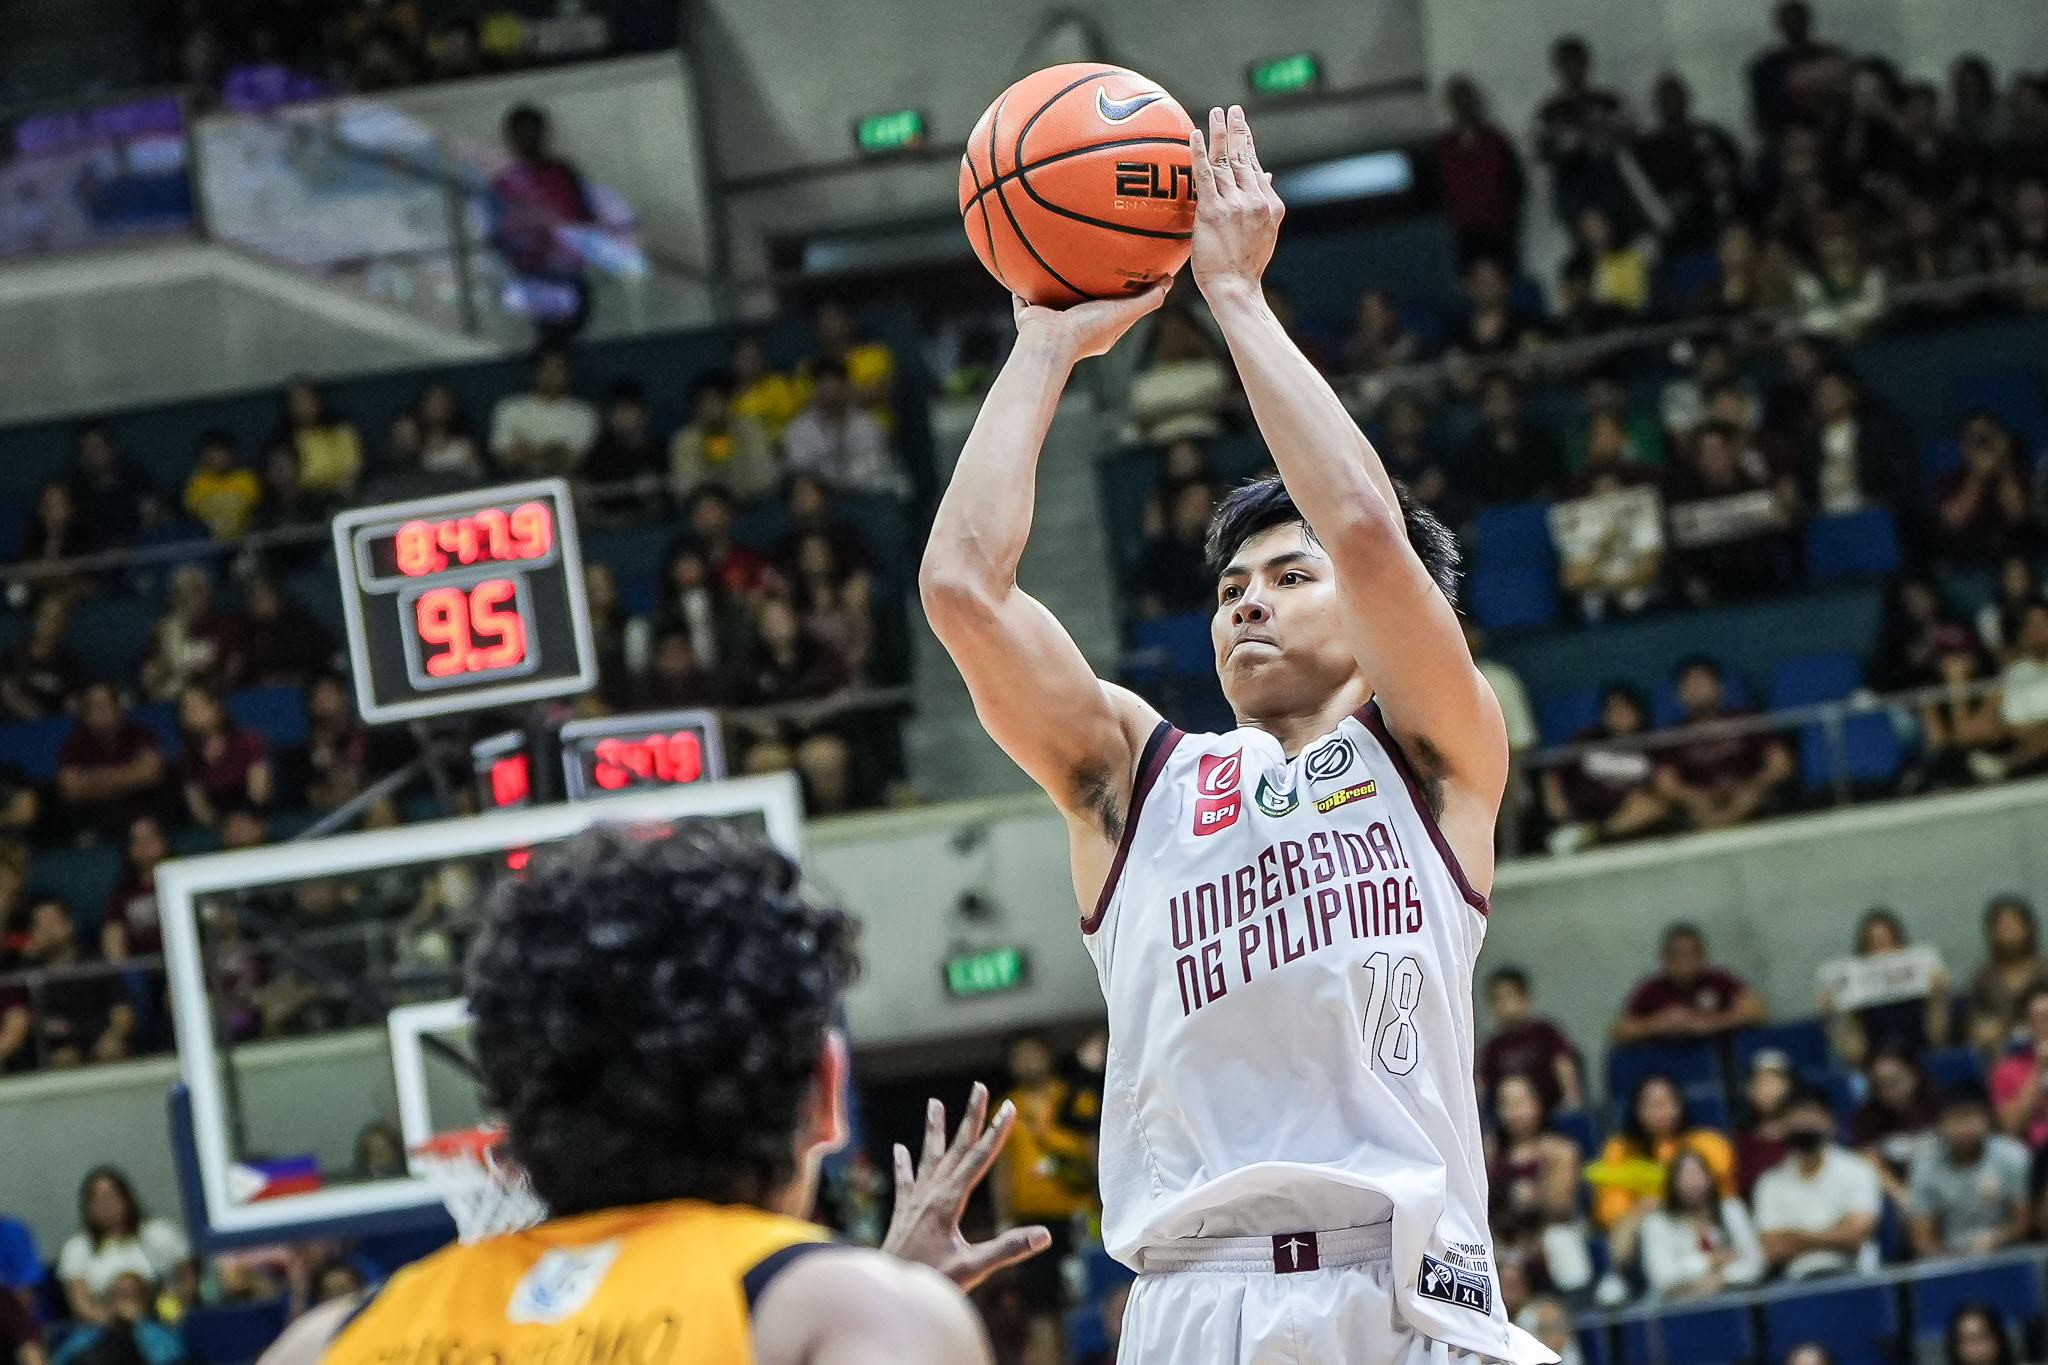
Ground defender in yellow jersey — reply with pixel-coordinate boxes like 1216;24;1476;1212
262;822;1048;1365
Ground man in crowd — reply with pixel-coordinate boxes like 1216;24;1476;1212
1533;35;1629;226
1480;966;1585;1113
782;360;910;499
491;344;598;475
1613;922;1768;1045
1753;1087;1883;1280
57;683;167;839
489;104;597;338
806;301;897;424
1434;76;1524;270
1458;370;1566;503
581;378;665;486
140;565;244;701
670;374;778;502
1653;655;1796;831
17;896;134;1068
1906;1084;2031;1258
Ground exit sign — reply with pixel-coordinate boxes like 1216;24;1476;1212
944;946;1028;998
1248;52;1322;98
855;107;927;154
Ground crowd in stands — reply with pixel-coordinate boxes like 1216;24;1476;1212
0;302;916;1076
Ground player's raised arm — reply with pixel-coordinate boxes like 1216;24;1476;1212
920;293;1166;857
1189;107;1508;850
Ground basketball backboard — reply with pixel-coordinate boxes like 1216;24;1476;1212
158;774;804;1246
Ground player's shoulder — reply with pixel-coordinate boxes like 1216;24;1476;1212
749;1248;983;1364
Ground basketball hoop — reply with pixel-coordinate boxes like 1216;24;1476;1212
409;1126;548;1243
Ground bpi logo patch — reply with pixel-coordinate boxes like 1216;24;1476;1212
1417;1254;1493;1315
508;1240;622;1324
1303;736;1357;783
1192;749;1242;836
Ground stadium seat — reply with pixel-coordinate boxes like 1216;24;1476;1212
1537;688;1601;747
1469;563;1559;631
1921;1046;1985;1092
1470;502;1555;566
1083;1244;1135;1300
1658;252;1720;315
1733;1020;1831;1080
1622;1304;1755;1365
1768;655;1901;790
1606;1041;1723;1121
1768;653;1862;709
1910;1259;2045;1341
1551;1108;1602;1157
1922;435;1963;494
0;715;75;781
1128;612;1214;679
134;702;183;758
227;685;308;750
1762;1280;1900;1365
1805;508;1901;583
183;1296;290;1365
1818;1068;1859;1129
1578;1327;1612;1365
1951;368;2048;451
31;847;124;926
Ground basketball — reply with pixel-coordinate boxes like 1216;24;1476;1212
959;63;1196;307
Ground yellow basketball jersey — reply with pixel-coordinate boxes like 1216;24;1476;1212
324;1200;829;1365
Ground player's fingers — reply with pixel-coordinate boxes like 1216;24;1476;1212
955;1098;1017;1192
1234;105;1265;174
947;1082;990;1167
955;1226;1055;1290
919;1096;947;1174
1187;129;1218;200
1207;107;1233;185
1225;105;1258;190
891;1143;915;1210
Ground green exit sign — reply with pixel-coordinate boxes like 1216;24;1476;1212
1247;52;1322;98
855;107;928;154
944;946;1028;998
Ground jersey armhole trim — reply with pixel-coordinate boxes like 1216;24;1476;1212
1082;720;1183;935
1357;701;1490;916
744;1240;843;1312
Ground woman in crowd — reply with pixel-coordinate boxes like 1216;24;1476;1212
414;381;483;478
733;593;853;813
1849;1045;1939;1197
1590;1074;1738;1269
57;1167;196;1323
13;480;101;609
786;530;873;680
1343;290;1419;374
101;814;168;964
1541;683;1672;854
1733;1049;1798;1196
49;1271;186;1365
300;674;371;813
0;596;84;721
1978;555;2045;660
1486;1074;1592;1301
175;686;271;829
237;577;339;689
1637;1147;1765;1300
582;562;649;705
1870;573;1978;692
276;379;363;499
1918;638;2009;790
1824;907;1952;1065
653;544;752;676
1945;1302;2018;1365
1967;896;2048;1056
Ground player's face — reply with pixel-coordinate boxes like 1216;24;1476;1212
1212;523;1360;723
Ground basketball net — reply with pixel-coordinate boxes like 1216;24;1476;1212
410;1127;548;1243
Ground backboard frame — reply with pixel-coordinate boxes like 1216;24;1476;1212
158;773;805;1244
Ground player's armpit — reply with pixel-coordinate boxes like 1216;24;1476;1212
751;1250;993;1365
254;1291;365;1365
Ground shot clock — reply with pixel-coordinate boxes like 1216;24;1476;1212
334;480;598;724
559;709;726;800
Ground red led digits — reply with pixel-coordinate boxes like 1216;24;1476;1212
391;502;555;577
415;578;528;676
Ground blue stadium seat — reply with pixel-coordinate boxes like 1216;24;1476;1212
1537;688;1601;746
1470;502;1555;565
620;575;656;617
1922;1046;1985;1092
1579;1327;1612;1365
227;685;308;750
1469;563;1559;631
1762;1280;1900;1365
1658;252;1721;315
31;847;124;926
583;525;677;585
67;594;160;684
1768;654;1900;790
1066;1304;1111;1363
0;715;74;781
134;702;182;758
1951;368;2048;450
1819;1068;1859;1129
1768;653;1861;708
1551;1108;1602;1158
183;1295;290;1365
1129;613;1215;679
1606;1041;1723;1121
1910;1259;2045;1341
1922;435;1963;494
1623;1304;1755;1365
1084;1245;1135;1300
0;501;26;561
1805;508;1901;583
1733;1020;1831;1081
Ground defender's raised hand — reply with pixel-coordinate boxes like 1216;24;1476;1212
881;1083;1053;1291
1188;105;1285;303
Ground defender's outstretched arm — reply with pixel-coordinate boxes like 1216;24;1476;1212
1190;108;1508;851
920;294;1165;873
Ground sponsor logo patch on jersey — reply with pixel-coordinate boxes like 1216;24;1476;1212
1193;793;1241;835
1253;770;1299;816
1313;779;1377;813
1303;735;1357;783
508;1240;622;1324
1196;749;1242;796
1418;1253;1493;1315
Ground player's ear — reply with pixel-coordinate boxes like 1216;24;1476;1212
807;1028;852;1157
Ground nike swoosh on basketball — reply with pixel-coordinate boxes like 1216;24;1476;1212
1097;88;1165;123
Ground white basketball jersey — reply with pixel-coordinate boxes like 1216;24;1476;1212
1084;701;1551;1365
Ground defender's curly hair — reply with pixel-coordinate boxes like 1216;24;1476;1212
1204;475;1462;604
466;820;858;1215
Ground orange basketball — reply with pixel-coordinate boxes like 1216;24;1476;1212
959;63;1196;307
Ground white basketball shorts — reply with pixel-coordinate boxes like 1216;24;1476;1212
1117;1223;1522;1365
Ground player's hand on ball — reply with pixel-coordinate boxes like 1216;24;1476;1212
1014;285;1167;360
1188;104;1284;301
882;1082;1053;1290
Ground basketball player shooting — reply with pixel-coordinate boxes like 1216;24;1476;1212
921;106;1557;1365
262;822;1050;1365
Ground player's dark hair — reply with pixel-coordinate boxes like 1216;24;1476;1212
467;821;858;1216
1204;475;1461;603
1487;966;1529;995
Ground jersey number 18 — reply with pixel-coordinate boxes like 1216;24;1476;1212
1359;952;1424;1076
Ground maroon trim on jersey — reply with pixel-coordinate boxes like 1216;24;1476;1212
1083;721;1184;935
1357;701;1490;916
